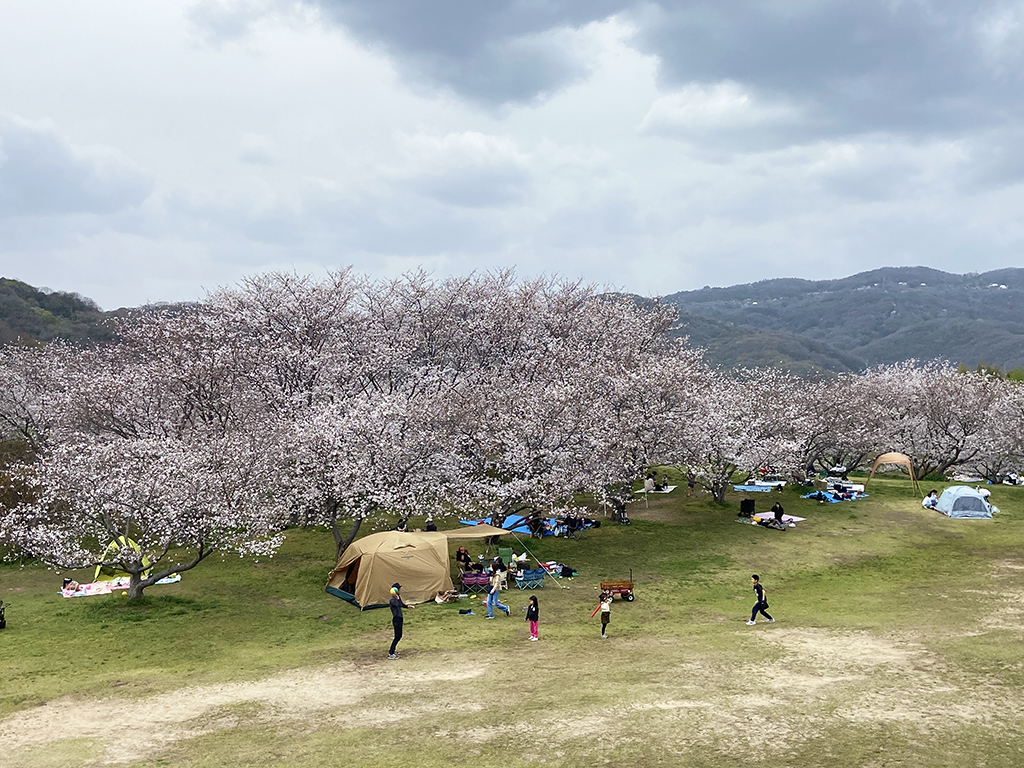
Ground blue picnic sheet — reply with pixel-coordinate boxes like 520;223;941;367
804;491;869;503
733;485;773;492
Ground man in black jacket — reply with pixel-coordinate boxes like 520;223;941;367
388;583;415;659
746;574;774;625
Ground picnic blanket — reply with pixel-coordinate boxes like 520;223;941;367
635;485;678;495
733;485;773;492
803;491;868;503
753;513;806;524
61;573;181;598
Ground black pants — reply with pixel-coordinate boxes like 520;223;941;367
750;601;773;622
389;618;403;655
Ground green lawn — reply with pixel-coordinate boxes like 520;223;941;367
3;476;1024;768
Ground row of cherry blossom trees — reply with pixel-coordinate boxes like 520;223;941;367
2;271;1023;598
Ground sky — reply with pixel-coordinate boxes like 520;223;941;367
1;1;1023;310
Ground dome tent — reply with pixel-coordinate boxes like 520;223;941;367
934;486;998;519
326;531;453;610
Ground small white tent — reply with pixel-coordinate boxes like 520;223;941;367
934;486;998;519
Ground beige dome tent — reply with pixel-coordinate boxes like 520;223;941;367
865;452;920;495
326;531;454;610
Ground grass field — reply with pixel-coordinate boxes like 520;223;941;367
3;475;1024;768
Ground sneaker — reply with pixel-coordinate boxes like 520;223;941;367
601;634;607;639
485;616;494;619
529;637;537;641
746;620;756;625
504;607;511;616
387;653;398;659
767;618;775;623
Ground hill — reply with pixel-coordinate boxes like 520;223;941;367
0;278;119;346
663;267;1024;372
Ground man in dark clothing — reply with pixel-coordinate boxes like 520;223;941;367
746;574;774;625
388;583;414;659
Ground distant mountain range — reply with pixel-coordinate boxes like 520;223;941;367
662;266;1024;375
4;267;1024;376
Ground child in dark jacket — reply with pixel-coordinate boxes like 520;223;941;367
526;595;539;641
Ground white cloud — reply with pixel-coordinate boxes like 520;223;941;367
639;81;802;138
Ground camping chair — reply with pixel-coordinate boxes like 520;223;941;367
564;517;584;540
515;568;545;589
498;546;513;564
461;572;490;594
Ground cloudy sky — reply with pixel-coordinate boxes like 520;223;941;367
1;1;1023;309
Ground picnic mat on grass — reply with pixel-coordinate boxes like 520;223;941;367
733;485;773;492
61;573;181;598
753;513;806;523
803;491;869;503
634;485;678;495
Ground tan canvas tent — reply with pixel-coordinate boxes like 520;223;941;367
326;531;454;610
866;452;920;495
439;523;511;540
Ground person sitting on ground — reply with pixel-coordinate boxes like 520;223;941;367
395;517;408;532
771;501;785;524
922;490;939;509
434;589;459;604
424;516;437;532
644;473;656;493
456;546;472;572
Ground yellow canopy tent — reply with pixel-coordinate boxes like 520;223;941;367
94;536;152;582
865;452;920;495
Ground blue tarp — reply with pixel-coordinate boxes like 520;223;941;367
803;491;869;503
733;485;772;492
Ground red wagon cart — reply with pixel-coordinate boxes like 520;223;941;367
599;569;634;601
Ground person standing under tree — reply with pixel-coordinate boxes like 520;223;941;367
388;583;414;659
746;574;774;625
526;595;539;641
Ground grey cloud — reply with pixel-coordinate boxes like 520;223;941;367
0;118;152;218
310;1;1024;143
309;0;629;104
633;1;1014;137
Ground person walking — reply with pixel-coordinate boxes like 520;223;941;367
746;574;774;625
526;595;539;641
388;583;415;659
591;592;613;638
687;472;696;497
486;564;511;619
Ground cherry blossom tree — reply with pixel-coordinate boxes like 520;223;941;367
3;432;288;599
858;361;999;479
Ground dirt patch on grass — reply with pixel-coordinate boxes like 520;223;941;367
4;659;491;764
6;626;1024;766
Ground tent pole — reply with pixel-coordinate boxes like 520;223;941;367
510;532;569;590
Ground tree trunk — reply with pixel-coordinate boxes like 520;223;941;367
127;572;144;600
711;481;727;504
334;516;363;562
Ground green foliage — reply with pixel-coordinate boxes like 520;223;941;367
0;278;116;345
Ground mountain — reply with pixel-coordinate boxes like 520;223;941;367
0;278;118;345
663;267;1024;373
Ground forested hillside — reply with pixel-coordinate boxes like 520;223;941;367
6;267;1024;375
664;267;1024;372
0;278;117;345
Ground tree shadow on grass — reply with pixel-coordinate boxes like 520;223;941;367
84;595;219;623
